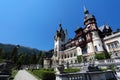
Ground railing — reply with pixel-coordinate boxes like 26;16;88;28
56;72;88;80
56;71;117;80
95;58;120;66
61;58;120;68
0;74;10;80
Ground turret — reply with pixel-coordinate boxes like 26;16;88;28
84;6;104;55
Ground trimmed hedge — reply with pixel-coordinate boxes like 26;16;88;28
95;53;106;60
30;68;80;80
64;68;80;73
100;67;108;71
30;68;55;80
95;52;110;60
39;71;55;80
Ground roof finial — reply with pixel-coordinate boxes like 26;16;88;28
84;5;89;15
59;23;62;28
58;23;63;32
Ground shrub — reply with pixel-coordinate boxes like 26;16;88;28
108;64;115;71
100;67;108;71
104;52;111;59
77;55;82;63
64;68;80;73
40;71;55;80
95;53;106;60
30;68;55;80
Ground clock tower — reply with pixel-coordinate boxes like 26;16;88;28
52;24;68;64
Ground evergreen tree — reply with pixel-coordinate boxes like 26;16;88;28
40;51;44;68
0;48;4;63
10;45;20;64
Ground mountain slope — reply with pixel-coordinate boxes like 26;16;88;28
0;43;40;54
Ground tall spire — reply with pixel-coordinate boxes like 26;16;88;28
58;23;63;32
59;23;62;28
83;5;96;24
84;5;89;15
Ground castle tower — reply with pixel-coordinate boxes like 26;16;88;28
54;24;68;51
52;24;68;64
84;6;104;59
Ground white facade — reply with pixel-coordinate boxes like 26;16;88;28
52;7;120;65
104;31;120;58
92;31;104;52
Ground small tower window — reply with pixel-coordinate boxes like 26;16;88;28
95;46;98;51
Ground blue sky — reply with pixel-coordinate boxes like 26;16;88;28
0;0;120;50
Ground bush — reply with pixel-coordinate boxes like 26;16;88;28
30;68;55;80
108;64;115;71
100;67;108;71
77;55;82;63
40;71;55;80
104;52;111;59
64;68;80;73
95;53;106;60
41;68;54;71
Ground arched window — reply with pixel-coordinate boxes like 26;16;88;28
68;54;69;58
64;54;66;58
74;53;76;56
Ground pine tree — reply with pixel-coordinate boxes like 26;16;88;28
0;48;4;63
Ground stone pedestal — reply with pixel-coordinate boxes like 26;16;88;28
81;62;101;72
55;65;64;74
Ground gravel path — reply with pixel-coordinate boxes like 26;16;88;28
14;70;38;80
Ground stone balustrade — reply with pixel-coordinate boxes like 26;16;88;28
56;72;87;80
58;58;120;68
56;71;117;80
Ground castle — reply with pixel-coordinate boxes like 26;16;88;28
52;7;120;65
